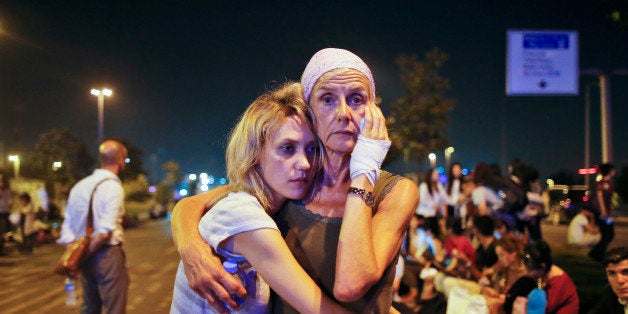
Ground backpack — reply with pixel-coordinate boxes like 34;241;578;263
496;178;528;214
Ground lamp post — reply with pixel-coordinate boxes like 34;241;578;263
91;88;113;144
584;82;598;187
8;155;20;178
445;146;455;171
580;69;628;164
428;153;436;169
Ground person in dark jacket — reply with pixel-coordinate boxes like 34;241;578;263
589;246;628;314
588;163;616;262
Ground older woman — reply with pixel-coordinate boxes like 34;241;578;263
171;48;418;313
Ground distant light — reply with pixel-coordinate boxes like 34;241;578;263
582;195;589;202
102;88;112;96
53;161;62;168
461;168;469;176
578;167;597;175
546;179;554;187
200;177;210;185
445;147;455;154
219;178;227;185
188;174;197;181
208;176;215;185
179;189;188;197
199;173;208;179
148;186;157;193
125;158;130;164
428;153;436;161
200;184;209;192
8;155;18;161
91;89;101;96
437;166;445;174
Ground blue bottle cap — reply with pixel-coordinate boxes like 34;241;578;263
222;260;238;274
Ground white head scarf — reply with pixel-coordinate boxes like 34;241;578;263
300;48;375;103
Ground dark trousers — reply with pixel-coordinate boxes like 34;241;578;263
20;233;36;253
0;213;10;254
80;245;129;314
516;216;543;243
589;218;615;261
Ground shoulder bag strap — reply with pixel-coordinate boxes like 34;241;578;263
86;178;114;237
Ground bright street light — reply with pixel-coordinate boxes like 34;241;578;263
428;153;436;168
91;88;113;143
8;155;20;178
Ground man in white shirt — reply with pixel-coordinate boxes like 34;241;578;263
58;140;129;314
567;207;600;247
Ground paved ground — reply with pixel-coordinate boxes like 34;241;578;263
0;214;626;313
0;218;179;314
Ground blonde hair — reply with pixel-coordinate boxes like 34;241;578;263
222;82;321;212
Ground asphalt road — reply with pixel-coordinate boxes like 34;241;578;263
0;215;626;313
0;218;179;314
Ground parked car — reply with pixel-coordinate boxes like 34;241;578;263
547;185;590;225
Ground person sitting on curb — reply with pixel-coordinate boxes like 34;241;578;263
567;207;600;248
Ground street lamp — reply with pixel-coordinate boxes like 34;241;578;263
445;146;455;170
91;88;113;144
428;153;436;168
8;155;20;178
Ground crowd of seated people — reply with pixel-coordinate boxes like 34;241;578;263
392;160;619;314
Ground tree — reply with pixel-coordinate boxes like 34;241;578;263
155;161;183;206
123;173;152;202
547;169;578;186
111;138;146;181
386;48;456;169
30;128;94;186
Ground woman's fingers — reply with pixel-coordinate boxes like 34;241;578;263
181;243;247;313
361;105;389;140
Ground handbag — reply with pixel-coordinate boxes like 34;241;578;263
54;179;111;275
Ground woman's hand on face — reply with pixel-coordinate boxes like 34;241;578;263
360;104;389;141
349;104;391;186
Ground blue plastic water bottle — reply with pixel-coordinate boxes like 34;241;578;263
65;275;77;306
221;261;245;311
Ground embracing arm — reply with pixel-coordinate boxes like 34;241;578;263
234;228;352;313
170;185;246;311
335;176;418;302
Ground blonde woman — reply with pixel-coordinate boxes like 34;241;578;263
170;83;350;313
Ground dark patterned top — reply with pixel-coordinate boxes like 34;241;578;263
272;171;404;313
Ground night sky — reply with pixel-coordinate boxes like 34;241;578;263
1;1;627;183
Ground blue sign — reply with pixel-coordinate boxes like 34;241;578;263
523;34;569;49
506;30;578;95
